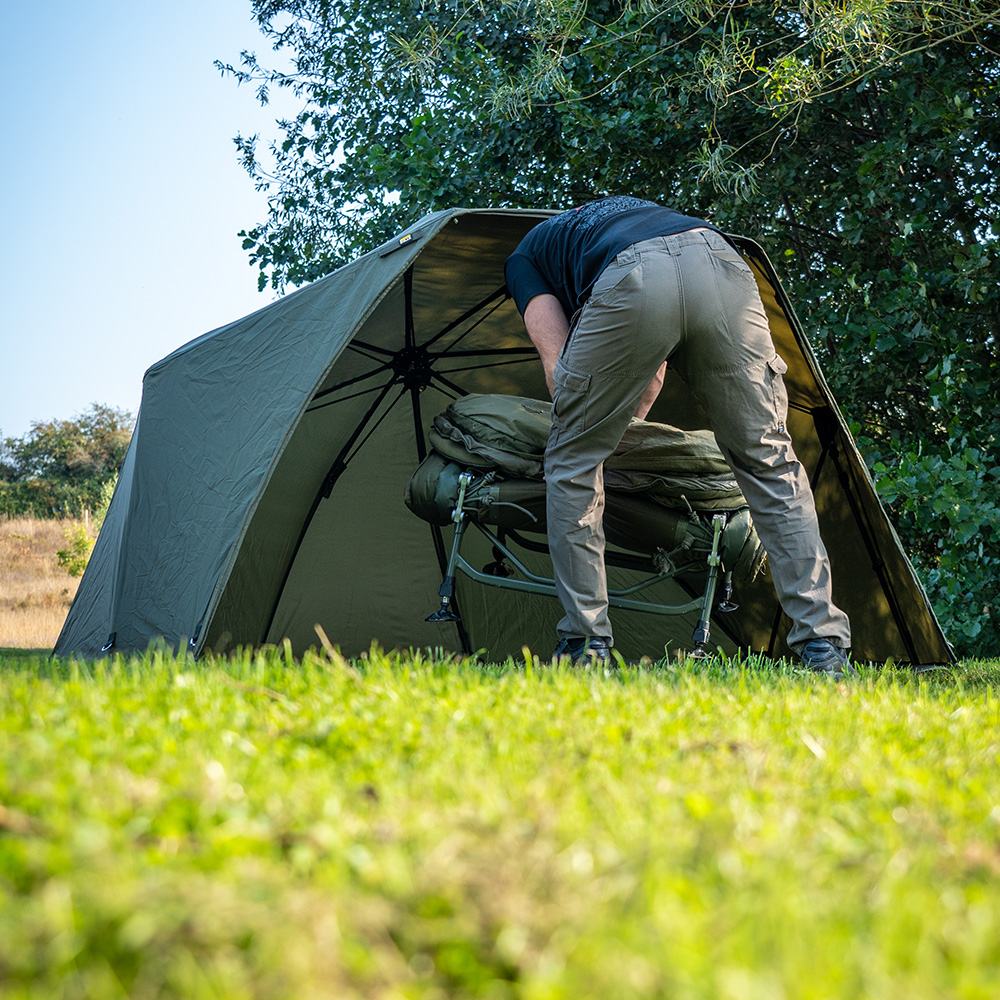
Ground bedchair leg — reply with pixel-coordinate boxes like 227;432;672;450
689;515;726;659
483;544;514;577
716;573;738;613
426;516;471;622
426;472;473;623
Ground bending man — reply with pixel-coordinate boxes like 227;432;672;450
504;196;853;677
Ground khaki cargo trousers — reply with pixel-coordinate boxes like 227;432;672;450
545;229;852;655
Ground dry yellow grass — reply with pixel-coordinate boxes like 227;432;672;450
0;516;82;650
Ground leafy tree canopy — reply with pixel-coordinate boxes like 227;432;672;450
219;0;999;654
0;403;133;518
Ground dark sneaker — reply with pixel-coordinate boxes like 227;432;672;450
800;639;856;679
552;636;613;665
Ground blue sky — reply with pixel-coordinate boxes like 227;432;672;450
1;1;296;440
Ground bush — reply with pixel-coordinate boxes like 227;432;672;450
869;442;999;657
0;404;132;519
56;521;94;578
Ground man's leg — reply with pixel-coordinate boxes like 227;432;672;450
668;232;851;654
544;245;679;642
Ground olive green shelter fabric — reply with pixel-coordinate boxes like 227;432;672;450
54;208;953;665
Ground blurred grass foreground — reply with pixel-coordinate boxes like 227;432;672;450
2;645;999;999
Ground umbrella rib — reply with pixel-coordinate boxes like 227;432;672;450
261;376;402;644
308;357;534;412
429;371;474;399
404;266;416;349
422;286;509;351
347;345;393;365
348;340;396;358
434;357;538;376
310;363;394;405
430;347;536;359
320;377;400;498
308;380;393;414
430;383;464;402
411;385;429;464
433;294;509;355
340;385;409;470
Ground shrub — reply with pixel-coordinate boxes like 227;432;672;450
56;521;94;578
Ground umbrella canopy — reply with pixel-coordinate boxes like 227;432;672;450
55;208;952;665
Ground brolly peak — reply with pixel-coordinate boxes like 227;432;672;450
392;344;436;392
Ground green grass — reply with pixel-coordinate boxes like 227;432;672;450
2;645;1000;999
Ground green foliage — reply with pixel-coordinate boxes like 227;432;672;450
868;443;999;652
2;646;1000;998
0;404;132;518
92;476;117;532
217;0;998;655
55;522;95;578
53;480;114;577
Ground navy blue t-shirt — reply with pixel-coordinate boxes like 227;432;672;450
504;196;716;318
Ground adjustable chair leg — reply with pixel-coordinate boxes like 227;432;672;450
690;515;726;659
427;471;475;624
426;516;469;622
716;572;738;613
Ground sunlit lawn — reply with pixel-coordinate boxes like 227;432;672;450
2;645;999;999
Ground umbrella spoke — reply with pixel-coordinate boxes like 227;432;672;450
429;347;535;359
422;286;508;351
340;384;410;471
348;340;396;358
317;378;401;498
429;371;474;399
432;296;509;356
409;378;472;654
404;267;416;350
410;385;428;463
307;378;395;413
262;376;402;641
434;357;539;376
310;362;394;404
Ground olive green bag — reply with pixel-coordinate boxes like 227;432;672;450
406;394;765;583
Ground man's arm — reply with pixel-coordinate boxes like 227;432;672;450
635;362;667;419
522;293;667;418
522;294;570;399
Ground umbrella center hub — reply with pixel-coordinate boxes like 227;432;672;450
393;345;434;390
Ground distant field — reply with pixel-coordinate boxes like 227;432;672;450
2;645;999;999
0;517;81;650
